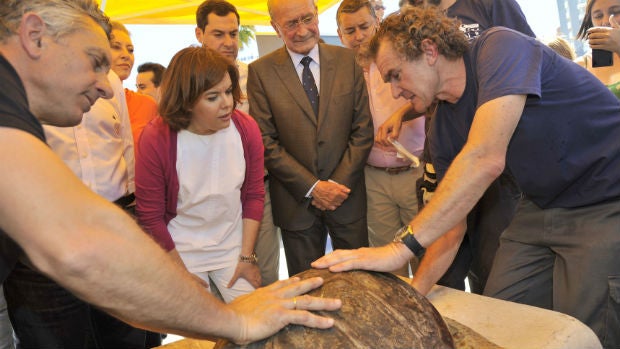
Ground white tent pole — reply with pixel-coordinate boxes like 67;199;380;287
100;0;106;11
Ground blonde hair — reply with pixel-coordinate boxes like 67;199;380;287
546;37;576;60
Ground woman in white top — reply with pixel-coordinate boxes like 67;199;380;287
136;47;265;302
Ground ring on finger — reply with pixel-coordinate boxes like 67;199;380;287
292;296;297;309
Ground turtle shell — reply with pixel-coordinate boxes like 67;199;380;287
215;269;455;349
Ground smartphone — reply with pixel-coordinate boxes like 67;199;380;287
592;49;613;67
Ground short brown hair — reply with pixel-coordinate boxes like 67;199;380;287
158;46;241;131
336;0;376;27
196;0;239;31
358;6;468;66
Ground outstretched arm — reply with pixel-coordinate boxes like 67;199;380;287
410;220;466;295
314;95;524;280
0;128;341;343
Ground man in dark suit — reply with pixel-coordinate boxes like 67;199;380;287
247;0;373;276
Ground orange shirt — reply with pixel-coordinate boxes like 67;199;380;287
124;89;158;150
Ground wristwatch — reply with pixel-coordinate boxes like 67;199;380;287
393;225;426;258
239;253;258;264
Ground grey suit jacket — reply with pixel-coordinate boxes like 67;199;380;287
247;43;373;231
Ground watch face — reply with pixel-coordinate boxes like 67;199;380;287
393;225;426;258
394;225;409;242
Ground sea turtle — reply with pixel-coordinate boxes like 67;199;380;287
215;268;455;349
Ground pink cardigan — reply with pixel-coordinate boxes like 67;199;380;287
135;110;265;251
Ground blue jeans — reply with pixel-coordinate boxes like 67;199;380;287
4;262;160;349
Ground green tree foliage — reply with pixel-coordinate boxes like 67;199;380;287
239;25;255;49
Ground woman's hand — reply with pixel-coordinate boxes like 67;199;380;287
228;261;262;289
587;15;620;55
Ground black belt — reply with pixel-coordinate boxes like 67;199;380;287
367;164;413;175
114;193;135;208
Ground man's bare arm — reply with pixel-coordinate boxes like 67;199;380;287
410;220;466;295
313;95;525;276
406;95;525;248
0;128;340;343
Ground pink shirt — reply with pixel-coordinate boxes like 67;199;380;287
365;63;425;168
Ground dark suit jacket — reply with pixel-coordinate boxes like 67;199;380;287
247;43;373;231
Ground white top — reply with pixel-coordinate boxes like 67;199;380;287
168;124;245;272
43;70;134;201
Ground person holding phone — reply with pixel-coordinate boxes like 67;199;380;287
575;0;620;98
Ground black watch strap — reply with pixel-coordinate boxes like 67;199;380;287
402;231;426;258
394;225;426;258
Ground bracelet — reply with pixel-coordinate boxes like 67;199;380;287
239;253;258;264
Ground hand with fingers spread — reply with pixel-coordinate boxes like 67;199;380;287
227;277;342;344
311;243;413;273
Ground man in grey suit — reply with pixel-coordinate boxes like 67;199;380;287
247;0;374;276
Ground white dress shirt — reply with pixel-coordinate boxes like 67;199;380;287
43;71;135;202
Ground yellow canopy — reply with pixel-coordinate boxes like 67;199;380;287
101;0;342;26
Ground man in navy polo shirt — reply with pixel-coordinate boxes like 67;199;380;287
314;7;620;348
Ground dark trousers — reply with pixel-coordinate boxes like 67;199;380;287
281;214;368;276
484;198;620;349
4;262;161;349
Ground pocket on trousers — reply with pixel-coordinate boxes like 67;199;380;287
605;276;620;348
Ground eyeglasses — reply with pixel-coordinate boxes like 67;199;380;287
278;13;317;31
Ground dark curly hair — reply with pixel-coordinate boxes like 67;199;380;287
358;6;468;67
158;46;241;132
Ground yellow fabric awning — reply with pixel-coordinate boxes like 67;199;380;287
101;0;342;26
